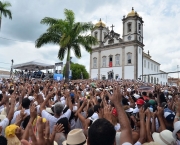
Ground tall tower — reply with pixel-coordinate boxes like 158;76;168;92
122;7;144;80
122;7;144;44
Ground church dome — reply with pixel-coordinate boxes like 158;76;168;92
95;19;106;28
127;7;139;17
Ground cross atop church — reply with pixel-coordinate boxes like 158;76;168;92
111;24;115;31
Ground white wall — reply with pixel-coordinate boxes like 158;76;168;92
91;69;98;79
124;66;134;79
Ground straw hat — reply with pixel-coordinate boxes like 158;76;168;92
173;121;180;139
46;107;54;114
152;130;175;145
62;129;86;145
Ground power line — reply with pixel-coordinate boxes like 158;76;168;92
0;36;35;43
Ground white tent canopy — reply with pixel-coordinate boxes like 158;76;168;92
12;61;54;71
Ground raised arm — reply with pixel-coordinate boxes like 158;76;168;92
107;85;133;144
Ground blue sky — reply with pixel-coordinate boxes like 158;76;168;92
0;0;180;77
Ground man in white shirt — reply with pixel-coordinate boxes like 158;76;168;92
40;91;73;133
11;98;30;124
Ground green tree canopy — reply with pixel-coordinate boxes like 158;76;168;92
63;63;89;80
0;1;12;29
35;9;97;82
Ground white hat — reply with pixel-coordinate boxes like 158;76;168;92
134;94;140;99
0;115;6;122
62;129;86;145
127;88;131;92
46;107;54;114
152;130;175;145
125;108;134;113
0;90;2;94
28;96;34;101
173;121;180;139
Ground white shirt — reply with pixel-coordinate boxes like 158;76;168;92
114;123;121;131
11;109;30;124
0;118;9;136
134;141;142;145
41;109;71;133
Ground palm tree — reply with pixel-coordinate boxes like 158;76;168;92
0;1;12;30
35;9;98;82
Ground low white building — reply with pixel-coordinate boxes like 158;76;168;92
89;7;168;84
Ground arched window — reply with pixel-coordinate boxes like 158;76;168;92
127;52;132;64
93;58;97;68
127;23;132;32
102;56;106;67
115;54;120;66
94;32;98;39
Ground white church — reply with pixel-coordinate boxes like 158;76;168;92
90;8;168;85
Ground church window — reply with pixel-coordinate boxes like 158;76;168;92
148;62;150;69
127;52;132;64
144;60;146;68
93;57;97;68
109;55;113;67
138;23;141;33
157;66;158;72
94;32;98;39
127;23;132;32
139;37;141;41
151;63;153;70
102;56;106;67
115;54;120;66
139;48;141;54
154;65;156;71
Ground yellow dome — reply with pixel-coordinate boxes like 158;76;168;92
127;7;139;17
95;19;106;28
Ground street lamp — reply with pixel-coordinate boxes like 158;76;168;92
10;59;14;78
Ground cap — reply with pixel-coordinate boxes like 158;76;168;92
136;99;144;105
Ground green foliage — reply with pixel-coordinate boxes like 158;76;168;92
63;63;89;80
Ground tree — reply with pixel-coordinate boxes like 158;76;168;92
0;1;12;30
35;9;97;82
63;63;89;80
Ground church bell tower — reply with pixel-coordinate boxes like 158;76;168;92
122;7;144;44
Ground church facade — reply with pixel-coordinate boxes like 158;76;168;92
89;8;168;85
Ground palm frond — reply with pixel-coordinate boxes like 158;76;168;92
40;17;59;26
35;32;60;48
60;34;70;48
2;1;11;7
2;9;12;19
64;9;75;28
72;44;81;58
58;47;67;60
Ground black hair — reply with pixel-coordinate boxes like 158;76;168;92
142;92;147;96
122;98;129;105
88;118;116;145
56;117;69;135
22;98;30;109
0;94;3;102
94;105;100;113
22;115;30;129
87;108;94;118
40;86;43;91
0;135;7;145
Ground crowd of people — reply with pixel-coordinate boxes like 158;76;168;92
0;77;180;145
